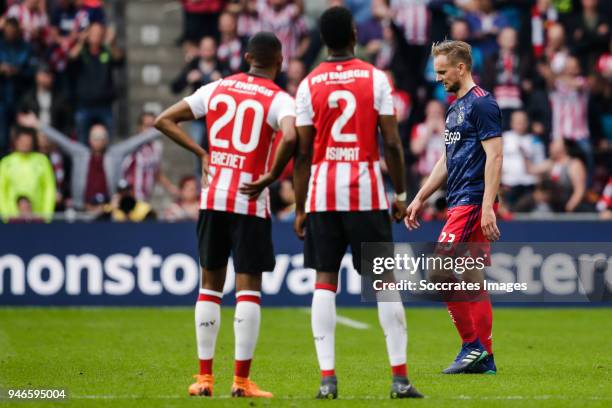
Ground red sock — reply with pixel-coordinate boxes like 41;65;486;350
321;369;335;377
471;299;493;354
199;359;213;375
235;359;252;378
391;364;407;377
446;301;477;343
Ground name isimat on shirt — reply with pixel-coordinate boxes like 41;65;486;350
310;69;370;85
219;79;274;97
325;146;360;161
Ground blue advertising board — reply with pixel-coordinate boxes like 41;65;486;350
0;221;610;306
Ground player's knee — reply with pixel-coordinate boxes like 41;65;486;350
201;267;226;292
316;271;338;287
235;273;262;292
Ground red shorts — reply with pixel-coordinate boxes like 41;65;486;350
438;205;487;243
437;204;494;265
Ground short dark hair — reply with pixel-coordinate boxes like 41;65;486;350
246;31;282;67
15;126;37;140
13;126;38;151
5;17;20;30
320;6;355;51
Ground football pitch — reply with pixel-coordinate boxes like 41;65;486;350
0;307;610;407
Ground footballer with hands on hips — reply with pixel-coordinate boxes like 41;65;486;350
154;31;297;398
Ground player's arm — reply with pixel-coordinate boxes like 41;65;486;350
481;137;502;241
293;124;314;239
379;114;407;222
374;69;407;221
292;79;315;239
404;155;447;230
239;116;297;199
476;96;503;241
154;100;210;185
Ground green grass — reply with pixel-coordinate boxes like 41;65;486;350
0;307;610;407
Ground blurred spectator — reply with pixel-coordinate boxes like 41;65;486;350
590;48;612;149
272;178;295;221
179;0;225;44
96;178;157;222
524;138;589;212
7;196;44;223
172;37;227;95
597;176;612;219
530;0;559;59
172;36;228;154
547;56;592;166
19;64;72;134
567;0;610;71
1;0;47;44
227;0;261;39
164;175;199;221
0;126;55;221
597;37;612;80
47;0;83;90
357;0;385;61
121;111;178;202
37;130;67;211
386;0;430;94
68;22;124;143
541;22;570;75
464;0;510;58
410;100;445;183
42;122;160;210
50;0;79;40
482;27;530;129
501;110;546;210
345;0;371;25
217;12;244;73
258;0;309;72
0;17;35;152
73;0;106;32
388;71;411;125
285;57;305;96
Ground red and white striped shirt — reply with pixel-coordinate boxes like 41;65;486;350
550;78;589;141
296;58;394;213
390;0;430;46
121;140;163;201
184;73;295;218
258;1;308;71
4;4;48;42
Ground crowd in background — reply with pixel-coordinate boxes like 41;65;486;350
1;0;611;222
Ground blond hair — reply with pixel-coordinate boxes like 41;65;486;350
431;40;473;71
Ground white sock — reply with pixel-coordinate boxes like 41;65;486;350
234;291;261;362
312;287;337;373
377;301;407;368
195;289;222;365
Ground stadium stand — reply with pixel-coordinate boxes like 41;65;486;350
0;0;610;221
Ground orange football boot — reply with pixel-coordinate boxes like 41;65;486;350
231;376;273;398
188;374;214;396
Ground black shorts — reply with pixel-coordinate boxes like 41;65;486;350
196;210;275;274
304;210;392;274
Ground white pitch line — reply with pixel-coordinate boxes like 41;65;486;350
69;395;612;401
300;308;370;330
